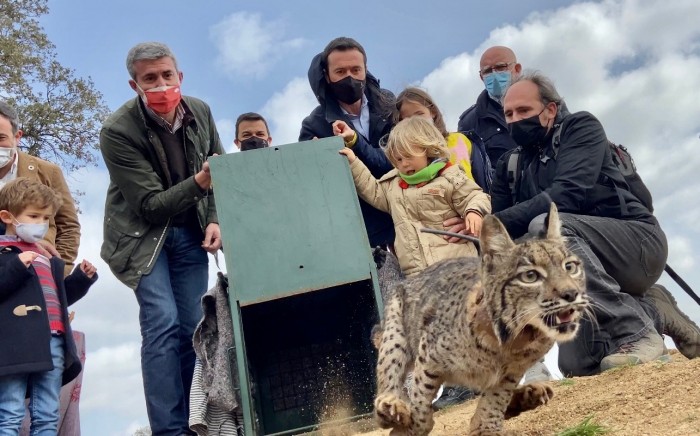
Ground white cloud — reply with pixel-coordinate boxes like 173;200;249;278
117;421;150;436
215;117;236;153
260;76;318;145
666;236;695;270
210;11;305;78
420;52;481;131
81;343;144;413
417;0;700;232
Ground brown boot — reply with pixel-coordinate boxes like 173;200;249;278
647;284;700;359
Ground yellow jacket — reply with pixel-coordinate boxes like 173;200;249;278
446;132;474;181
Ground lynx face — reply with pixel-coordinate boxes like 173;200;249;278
502;240;586;342
480;204;588;345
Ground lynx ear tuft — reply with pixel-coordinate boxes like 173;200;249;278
545;203;563;241
480;214;515;257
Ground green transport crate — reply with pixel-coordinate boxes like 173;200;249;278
209;137;384;435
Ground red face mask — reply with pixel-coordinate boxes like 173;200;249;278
141;85;182;114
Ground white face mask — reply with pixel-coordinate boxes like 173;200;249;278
0;147;16;168
14;220;49;243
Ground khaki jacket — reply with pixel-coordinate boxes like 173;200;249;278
17;152;81;275
350;159;491;276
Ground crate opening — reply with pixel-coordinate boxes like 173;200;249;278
241;280;380;435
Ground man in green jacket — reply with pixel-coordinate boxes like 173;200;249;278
100;41;224;435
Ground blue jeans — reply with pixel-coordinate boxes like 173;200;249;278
0;336;65;436
135;226;208;436
528;213;668;376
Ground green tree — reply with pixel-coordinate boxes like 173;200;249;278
0;0;110;172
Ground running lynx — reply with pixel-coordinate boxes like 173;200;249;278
374;203;588;436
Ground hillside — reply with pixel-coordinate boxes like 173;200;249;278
355;352;699;435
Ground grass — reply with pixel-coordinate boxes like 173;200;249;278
602;362;637;374
558;378;576;386
653;361;668;370
556;415;612;436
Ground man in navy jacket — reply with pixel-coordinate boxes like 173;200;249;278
458;46;521;168
299;37;395;248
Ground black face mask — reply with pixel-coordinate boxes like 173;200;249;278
508;110;549;149
239;136;268;151
328;75;365;105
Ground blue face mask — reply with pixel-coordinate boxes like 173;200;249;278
484;71;512;99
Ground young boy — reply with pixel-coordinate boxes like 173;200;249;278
0;177;97;433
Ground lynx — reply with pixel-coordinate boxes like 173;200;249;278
373;204;589;436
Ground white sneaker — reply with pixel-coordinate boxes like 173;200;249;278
521;359;553;384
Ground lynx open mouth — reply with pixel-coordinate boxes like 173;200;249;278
543;308;577;332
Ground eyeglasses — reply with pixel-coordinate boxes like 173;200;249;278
479;62;514;76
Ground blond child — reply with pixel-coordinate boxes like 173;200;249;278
0;178;97;434
394;87;492;192
339;116;490;276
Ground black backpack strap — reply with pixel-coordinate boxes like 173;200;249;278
607;142;654;212
551;122;564;155
552;122;630;214
506;147;522;206
665;264;700;307
595;143;628;215
538;122;564;165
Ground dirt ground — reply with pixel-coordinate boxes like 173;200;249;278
353;351;699;436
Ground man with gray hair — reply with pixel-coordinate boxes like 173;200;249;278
100;41;224;435
491;70;700;376
0;100;80;275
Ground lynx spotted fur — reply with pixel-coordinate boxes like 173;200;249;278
374;204;588;436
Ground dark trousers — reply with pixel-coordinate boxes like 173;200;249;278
528;213;668;376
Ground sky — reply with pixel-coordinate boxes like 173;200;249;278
30;0;700;434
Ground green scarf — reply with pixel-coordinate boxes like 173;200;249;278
399;161;447;185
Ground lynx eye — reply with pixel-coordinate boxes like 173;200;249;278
519;270;540;283
564;260;580;275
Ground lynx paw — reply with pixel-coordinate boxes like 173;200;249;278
505;382;554;419
374;392;412;429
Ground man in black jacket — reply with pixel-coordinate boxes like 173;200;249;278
458;46;521;168
491;71;700;376
299;37;395;248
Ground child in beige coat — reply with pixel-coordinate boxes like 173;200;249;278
339;116;491;276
